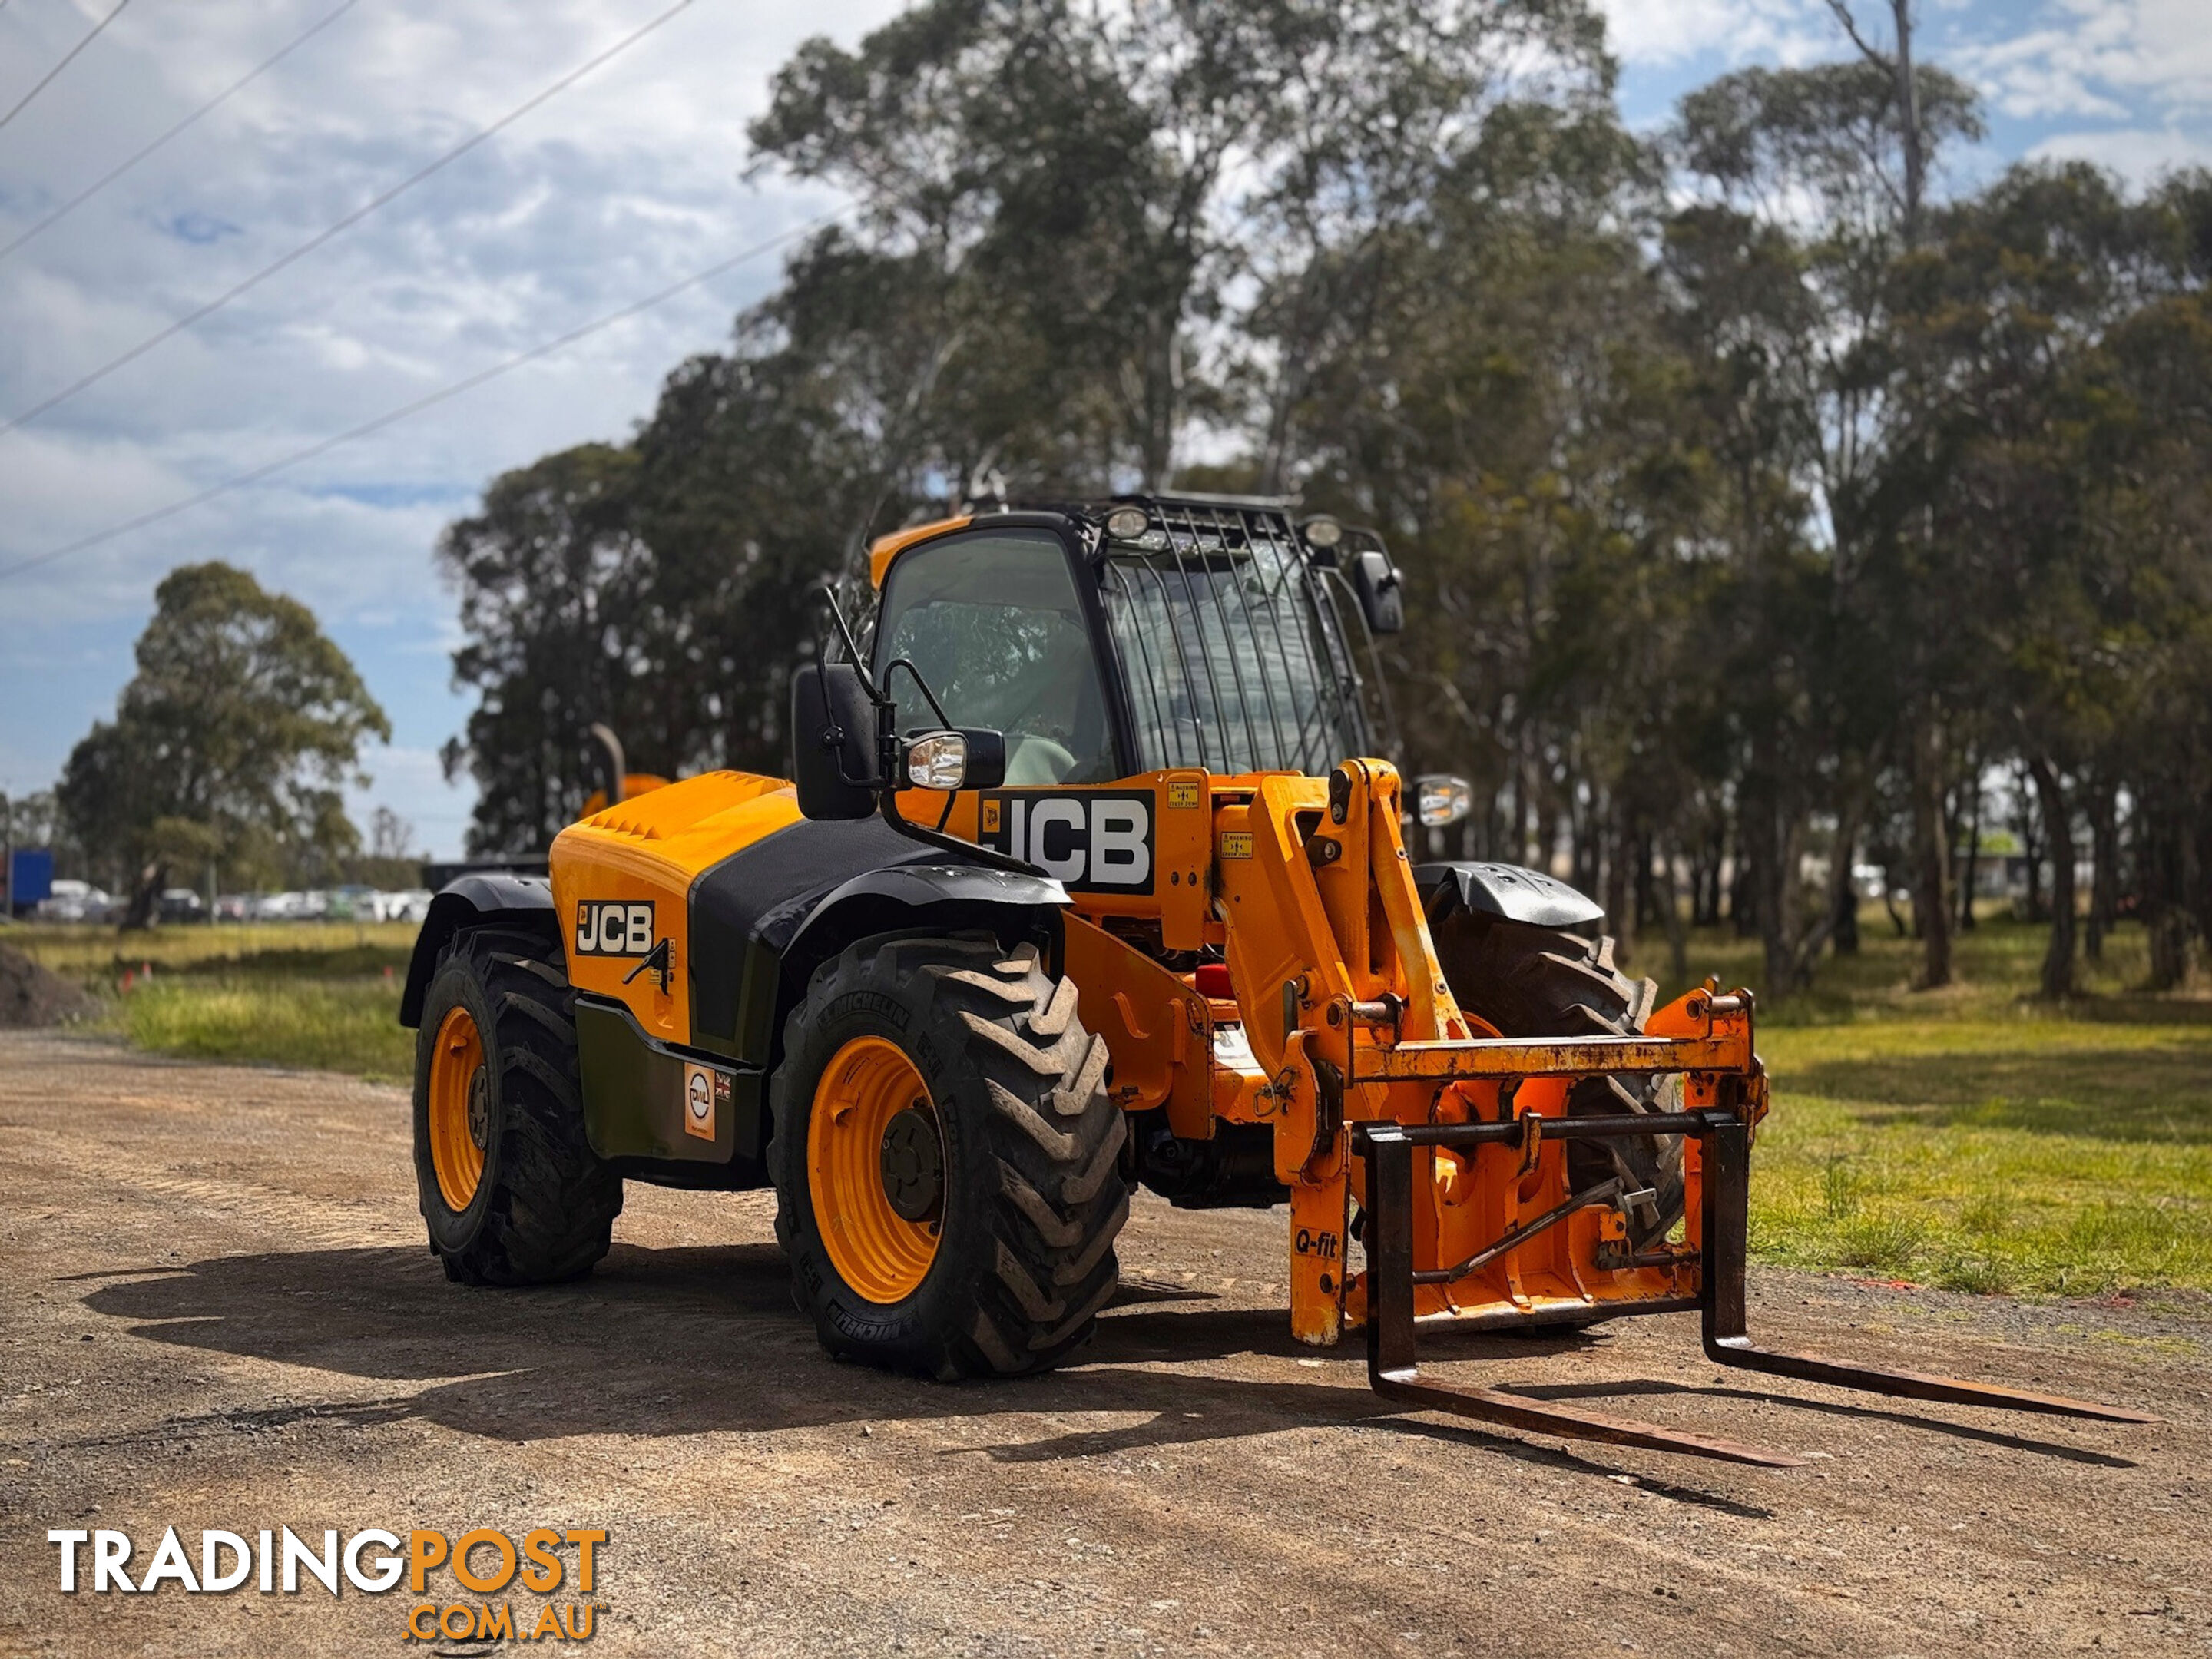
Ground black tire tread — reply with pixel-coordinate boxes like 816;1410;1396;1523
1432;914;1685;1244
769;933;1128;1380
419;926;621;1286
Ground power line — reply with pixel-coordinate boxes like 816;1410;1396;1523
0;0;696;437
0;0;363;267
0;0;131;133
0;210;840;584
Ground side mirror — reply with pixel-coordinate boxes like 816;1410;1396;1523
1350;548;1405;634
790;663;879;820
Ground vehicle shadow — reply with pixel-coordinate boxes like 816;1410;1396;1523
1505;1378;2141;1468
75;1240;1784;1512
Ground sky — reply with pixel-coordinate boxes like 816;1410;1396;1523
1;0;2206;862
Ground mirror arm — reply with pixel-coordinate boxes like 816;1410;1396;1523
879;787;1048;879
814;582;883;699
882;657;956;730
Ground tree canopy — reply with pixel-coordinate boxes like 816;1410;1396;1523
436;0;2212;995
59;561;389;923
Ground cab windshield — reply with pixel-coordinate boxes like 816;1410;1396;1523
873;530;1118;786
1098;512;1366;775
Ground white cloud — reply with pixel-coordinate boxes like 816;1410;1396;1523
1595;0;1833;68
2027;124;2212;180
1957;0;2212;121
0;0;899;846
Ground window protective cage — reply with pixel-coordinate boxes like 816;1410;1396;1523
1096;498;1398;777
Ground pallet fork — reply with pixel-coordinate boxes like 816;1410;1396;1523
1356;1111;2160;1468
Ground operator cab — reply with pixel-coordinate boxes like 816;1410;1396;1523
866;494;1404;784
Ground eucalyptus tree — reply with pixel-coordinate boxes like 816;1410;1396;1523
59;563;389;923
1672;45;1982;985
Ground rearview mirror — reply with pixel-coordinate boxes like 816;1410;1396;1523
790;663;879;820
1350;548;1405;634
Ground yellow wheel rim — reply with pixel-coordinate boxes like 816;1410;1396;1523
807;1035;943;1304
428;1005;488;1210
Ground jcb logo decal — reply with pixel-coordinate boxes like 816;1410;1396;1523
979;793;1152;893
575;899;654;956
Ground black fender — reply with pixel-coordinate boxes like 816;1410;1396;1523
399;872;559;1028
1413;860;1604;930
770;863;1069;1058
781;863;1068;975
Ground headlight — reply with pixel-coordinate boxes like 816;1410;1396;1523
903;731;969;790
1104;505;1151;542
1416;774;1472;828
1301;515;1344;551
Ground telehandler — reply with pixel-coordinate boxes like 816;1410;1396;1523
401;494;2152;1465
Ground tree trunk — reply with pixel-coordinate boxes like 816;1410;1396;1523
1602;803;1637;970
1911;716;1952;987
2028;757;2076;998
2021;773;2046;925
1660;839;1690;988
2087;777;2119;962
1956;761;1982;932
1730;793;1759;939
1803;796;1863;977
1634;828;1658;937
2142;792;2197;988
120;859;167;933
1695;820;1724;927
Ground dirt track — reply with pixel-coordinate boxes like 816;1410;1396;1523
1;1029;2207;1657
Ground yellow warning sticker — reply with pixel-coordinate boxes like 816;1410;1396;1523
1167;779;1200;810
982;798;1002;833
1219;830;1253;859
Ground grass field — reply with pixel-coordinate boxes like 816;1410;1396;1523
8;910;2207;1296
10;921;416;1082
1651;916;2210;1298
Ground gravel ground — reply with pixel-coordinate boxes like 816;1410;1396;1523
0;1028;2204;1658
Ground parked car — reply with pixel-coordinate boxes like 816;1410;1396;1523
369;889;434;925
156;889;207;924
35;879;118;923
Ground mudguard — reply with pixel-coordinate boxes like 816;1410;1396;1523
399;871;557;1028
1413;859;1604;929
784;863;1069;963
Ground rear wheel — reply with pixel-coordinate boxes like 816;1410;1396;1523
769;933;1128;1379
1430;914;1684;1246
412;926;623;1285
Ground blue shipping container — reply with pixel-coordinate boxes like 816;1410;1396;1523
8;847;54;908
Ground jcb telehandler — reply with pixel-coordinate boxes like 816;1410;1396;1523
401;494;2151;1465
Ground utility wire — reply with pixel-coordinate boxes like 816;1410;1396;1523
0;0;131;132
0;0;695;436
0;0;363;267
0;210;840;584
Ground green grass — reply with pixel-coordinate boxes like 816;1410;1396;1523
1638;912;2212;1296
8;919;419;982
7;920;420;1084
114;975;414;1081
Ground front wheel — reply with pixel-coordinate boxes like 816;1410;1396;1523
768;933;1128;1379
412;926;622;1285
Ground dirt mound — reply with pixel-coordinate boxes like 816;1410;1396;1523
0;943;98;1028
